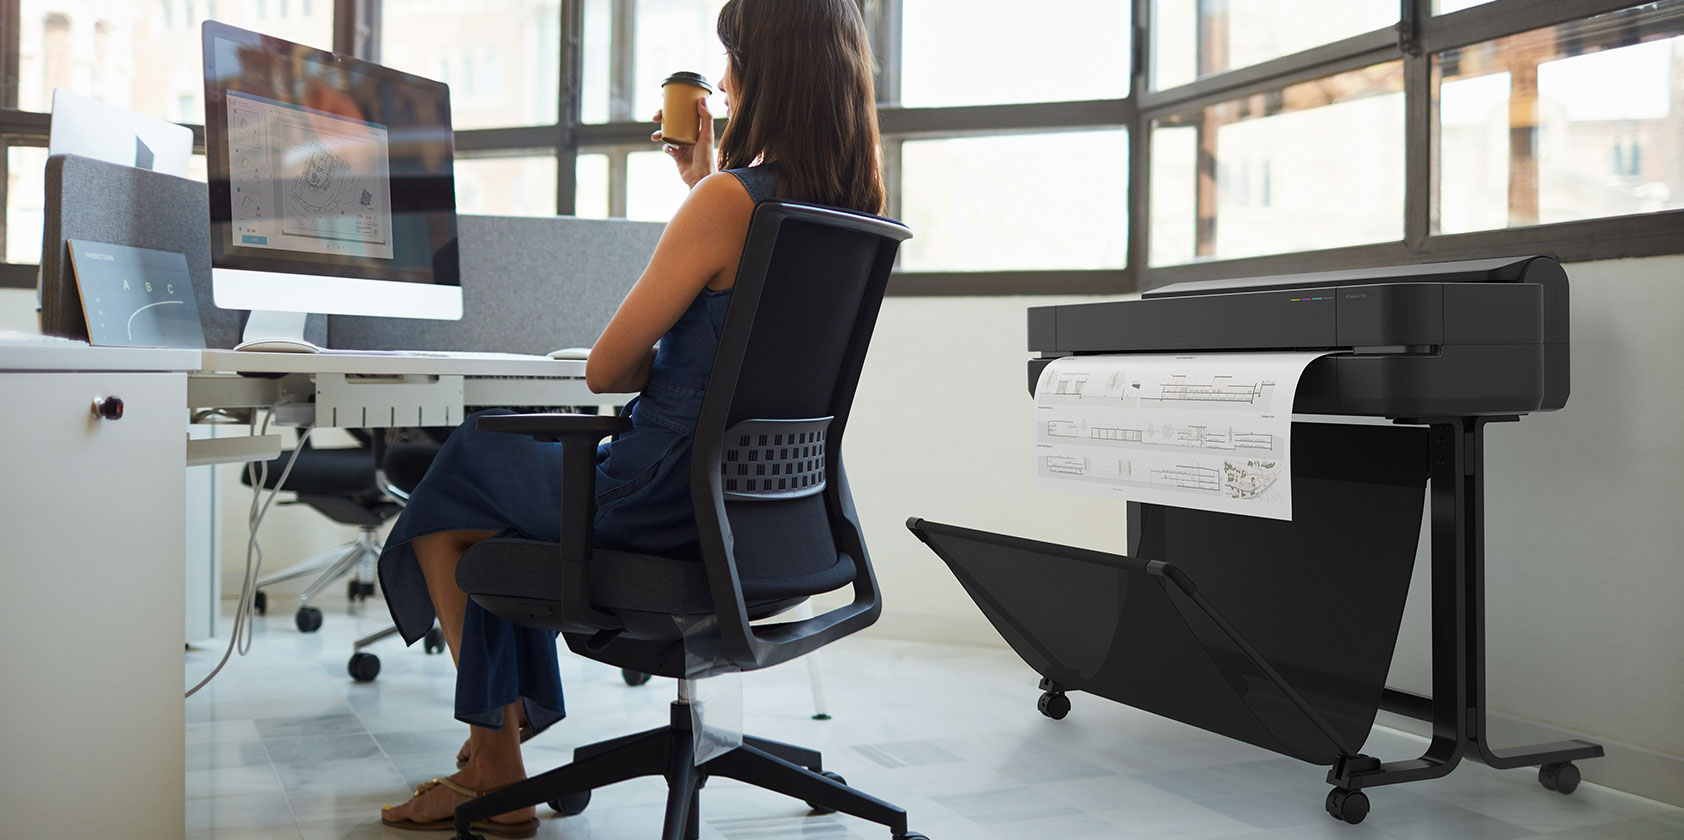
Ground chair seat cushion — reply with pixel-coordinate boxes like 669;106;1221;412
457;537;856;617
240;446;376;495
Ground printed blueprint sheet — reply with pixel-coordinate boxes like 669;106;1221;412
1033;353;1330;520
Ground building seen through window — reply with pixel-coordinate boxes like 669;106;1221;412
1435;4;1684;234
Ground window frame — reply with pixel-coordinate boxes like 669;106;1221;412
0;0;1678;294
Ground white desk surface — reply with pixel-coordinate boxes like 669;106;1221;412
0;345;588;379
199;348;587;378
0;342;202;372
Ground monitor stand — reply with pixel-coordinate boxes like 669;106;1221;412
236;310;323;353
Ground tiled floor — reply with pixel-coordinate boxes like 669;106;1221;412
186;596;1684;839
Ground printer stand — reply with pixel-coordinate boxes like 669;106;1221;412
1325;416;1603;820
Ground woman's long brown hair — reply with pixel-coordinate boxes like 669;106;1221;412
716;0;886;214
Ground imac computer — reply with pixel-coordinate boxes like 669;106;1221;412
202;21;462;349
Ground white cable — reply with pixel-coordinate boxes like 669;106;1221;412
186;414;313;698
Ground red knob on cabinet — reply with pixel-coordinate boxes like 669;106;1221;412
92;395;125;420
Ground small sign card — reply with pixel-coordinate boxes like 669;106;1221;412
68;239;207;348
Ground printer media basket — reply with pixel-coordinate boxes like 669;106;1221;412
908;422;1428;767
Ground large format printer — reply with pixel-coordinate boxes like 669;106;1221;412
909;256;1602;826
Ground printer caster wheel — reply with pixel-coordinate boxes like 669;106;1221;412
348;652;381;682
1037;677;1071;720
1037;690;1070;720
1326;787;1369;824
296;606;324;633
1539;762;1581;794
253;590;268;615
424;626;446;654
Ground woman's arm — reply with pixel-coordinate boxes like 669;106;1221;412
585;172;754;393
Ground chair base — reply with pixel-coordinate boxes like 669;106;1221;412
255;526;381;611
451;700;917;840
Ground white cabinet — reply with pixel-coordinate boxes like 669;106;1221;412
0;364;188;839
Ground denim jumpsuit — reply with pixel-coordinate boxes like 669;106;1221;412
377;164;779;732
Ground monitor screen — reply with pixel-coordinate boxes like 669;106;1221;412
202;21;459;289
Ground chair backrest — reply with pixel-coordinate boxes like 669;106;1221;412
689;201;911;669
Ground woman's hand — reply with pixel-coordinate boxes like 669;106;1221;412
649;98;718;189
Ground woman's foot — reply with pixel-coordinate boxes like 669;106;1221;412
380;768;536;828
457;720;535;768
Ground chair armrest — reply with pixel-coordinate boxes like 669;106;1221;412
476;412;632;441
473;411;630;629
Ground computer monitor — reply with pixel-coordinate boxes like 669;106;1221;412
202;21;462;345
49;89;194;177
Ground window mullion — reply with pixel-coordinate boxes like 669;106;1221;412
1404;0;1430;250
2;0;21;110
558;0;583;216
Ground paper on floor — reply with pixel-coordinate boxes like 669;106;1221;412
1032;352;1331;520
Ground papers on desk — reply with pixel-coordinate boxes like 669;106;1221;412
1032;353;1331;520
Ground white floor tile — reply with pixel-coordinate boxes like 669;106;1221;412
182;596;1684;840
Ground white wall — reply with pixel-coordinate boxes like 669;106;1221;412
836;256;1684;806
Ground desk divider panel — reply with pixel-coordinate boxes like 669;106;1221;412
911;422;1427;766
328;215;664;353
38;154;291;349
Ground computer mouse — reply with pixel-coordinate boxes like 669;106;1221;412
547;347;591;360
233;337;324;353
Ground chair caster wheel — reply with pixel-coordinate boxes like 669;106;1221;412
424;627;446;654
347;579;375;601
548;789;590;816
253;590;267;615
1326;787;1369;824
805;770;845;813
348;652;380;682
295;606;323;633
894;833;931;840
1037;690;1070;720
621;668;651;686
1540;762;1581;794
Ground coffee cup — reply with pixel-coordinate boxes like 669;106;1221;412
660;72;714;146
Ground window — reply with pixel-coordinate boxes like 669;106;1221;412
5;147;49;265
581;0;730;124
1151;62;1406;265
381;0;562;129
1152;0;1396;90
899;0;1130;107
3;0;1682;293
455;156;559;217
1434;3;1684;234
15;1;332;117
900;130;1128;271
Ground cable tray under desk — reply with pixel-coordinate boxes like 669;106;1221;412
311;372;465;429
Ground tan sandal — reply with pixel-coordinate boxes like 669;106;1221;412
380;777;540;838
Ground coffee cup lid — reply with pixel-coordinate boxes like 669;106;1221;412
663;71;714;93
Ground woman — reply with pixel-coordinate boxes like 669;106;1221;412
378;0;885;833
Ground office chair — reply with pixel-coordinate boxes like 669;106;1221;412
450;201;926;840
245;432;431;635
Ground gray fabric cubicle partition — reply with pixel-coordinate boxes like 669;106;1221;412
39;154;326;348
328;215;664;353
38;153;660;352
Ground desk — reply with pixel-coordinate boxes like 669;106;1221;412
0;343;601;839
